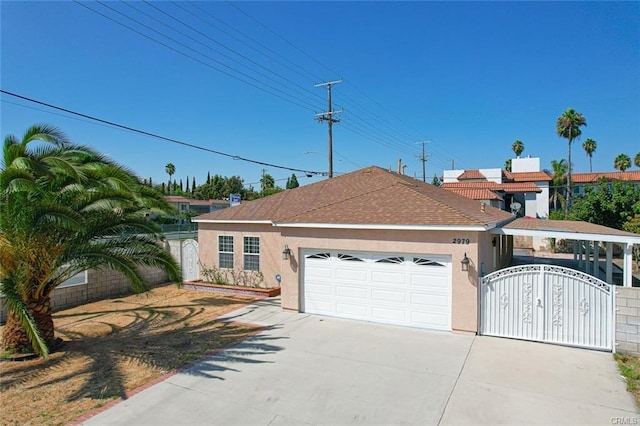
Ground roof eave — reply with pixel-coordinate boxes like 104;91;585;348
193;219;273;225
272;222;495;231
490;227;640;244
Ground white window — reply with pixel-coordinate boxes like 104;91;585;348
218;235;234;269
58;270;88;288
243;236;260;271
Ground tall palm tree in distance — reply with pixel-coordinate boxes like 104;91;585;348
165;163;175;194
512;140;524;158
614;153;631;172
549;159;568;212
556;108;587;214
635;152;640;168
582;138;597;172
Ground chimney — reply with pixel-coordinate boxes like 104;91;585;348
398;158;402;174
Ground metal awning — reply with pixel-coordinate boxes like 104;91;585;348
491;217;640;287
491;218;640;245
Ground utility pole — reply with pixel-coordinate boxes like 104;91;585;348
315;80;342;178
416;141;431;182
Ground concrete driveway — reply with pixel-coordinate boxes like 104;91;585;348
81;298;638;425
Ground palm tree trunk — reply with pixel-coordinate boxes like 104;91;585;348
2;296;55;353
566;138;572;216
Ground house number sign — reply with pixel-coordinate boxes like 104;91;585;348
452;238;470;244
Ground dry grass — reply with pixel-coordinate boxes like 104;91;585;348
615;353;640;406
0;284;261;426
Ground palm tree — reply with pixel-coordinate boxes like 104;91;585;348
512;140;524;158
614;153;631;172
635;152;640;168
548;159;568;212
504;159;512;172
556;108;587;213
1;125;181;357
582;138;597;172
165;163;175;194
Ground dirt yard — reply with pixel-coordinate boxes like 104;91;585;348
0;284;261;426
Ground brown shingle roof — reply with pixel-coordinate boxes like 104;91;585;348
165;195;192;203
508;171;552;182
441;181;542;193
195;166;513;227
572;171;640;184
457;169;486;180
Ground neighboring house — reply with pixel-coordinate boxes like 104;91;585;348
165;196;229;221
571;171;640;196
194;166;515;333
442;157;550;219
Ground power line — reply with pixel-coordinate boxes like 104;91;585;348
76;0;462;169
135;1;325;106
181;1;322;84
73;0;320;113
0;89;326;176
220;2;452;163
226;1;342;79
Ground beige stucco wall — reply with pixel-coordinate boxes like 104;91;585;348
199;223;495;333
198;223;283;288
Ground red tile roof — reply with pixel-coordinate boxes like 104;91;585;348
571;171;640;184
508;171;552;182
444;188;503;201
441;182;542;193
195;166;514;227
457;169;486;180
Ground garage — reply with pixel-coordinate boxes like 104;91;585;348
301;250;452;330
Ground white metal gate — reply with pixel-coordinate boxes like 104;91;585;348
480;264;614;351
181;239;199;282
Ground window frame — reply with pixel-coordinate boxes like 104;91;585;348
243;236;260;271
218;235;234;269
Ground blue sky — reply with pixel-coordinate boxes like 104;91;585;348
2;1;639;190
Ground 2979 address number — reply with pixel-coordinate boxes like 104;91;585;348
453;238;470;244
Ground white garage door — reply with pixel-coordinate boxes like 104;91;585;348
302;250;452;331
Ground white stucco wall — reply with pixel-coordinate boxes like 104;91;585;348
512;156;540;172
479;168;502;183
443;169;465;183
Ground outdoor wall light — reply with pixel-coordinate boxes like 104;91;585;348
282;244;291;260
461;253;470;272
492;237;497;247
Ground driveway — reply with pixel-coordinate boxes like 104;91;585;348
81;298;638;425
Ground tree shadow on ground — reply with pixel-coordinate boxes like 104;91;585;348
1;296;284;405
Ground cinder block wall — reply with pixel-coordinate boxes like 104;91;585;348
616;287;640;356
0;237;194;324
0;267;170;323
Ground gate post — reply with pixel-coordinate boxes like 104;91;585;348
612;287;617;353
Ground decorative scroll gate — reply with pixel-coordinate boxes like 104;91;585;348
480;265;614;351
181;239;199;282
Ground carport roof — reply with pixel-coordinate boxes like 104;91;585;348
194;166;514;229
492;217;640;244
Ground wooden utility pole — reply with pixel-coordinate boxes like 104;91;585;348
416;141;431;182
315;80;342;178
